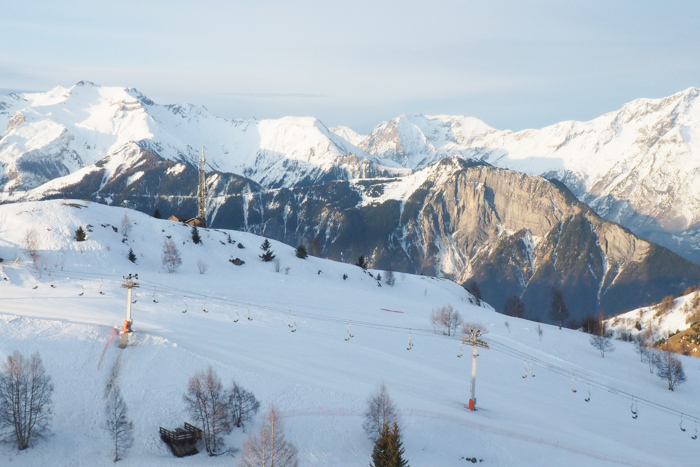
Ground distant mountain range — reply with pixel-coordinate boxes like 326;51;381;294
2;82;700;322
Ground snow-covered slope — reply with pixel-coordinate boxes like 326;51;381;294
334;90;700;263
608;289;700;346
0;82;400;194
0;200;698;466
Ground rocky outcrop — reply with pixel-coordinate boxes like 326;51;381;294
200;158;700;324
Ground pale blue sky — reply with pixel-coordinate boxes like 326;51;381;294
2;0;699;133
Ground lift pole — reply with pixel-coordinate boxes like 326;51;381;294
461;330;489;411
119;273;139;348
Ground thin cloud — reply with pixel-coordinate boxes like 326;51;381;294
223;92;326;99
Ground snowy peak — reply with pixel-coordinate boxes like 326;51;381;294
350;114;500;169
0;82;400;195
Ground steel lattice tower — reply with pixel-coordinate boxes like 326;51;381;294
197;148;207;225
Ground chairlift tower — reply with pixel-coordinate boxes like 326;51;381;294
461;330;489;411
197;148;207;226
120;273;139;348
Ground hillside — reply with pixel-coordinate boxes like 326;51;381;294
0;200;698;466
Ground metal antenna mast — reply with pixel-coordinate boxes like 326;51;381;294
197;148;207;225
461;329;489;411
119;273;139;348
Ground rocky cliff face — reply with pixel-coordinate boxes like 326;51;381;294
199;158;700;324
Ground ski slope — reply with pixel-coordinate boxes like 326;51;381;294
0;200;698;466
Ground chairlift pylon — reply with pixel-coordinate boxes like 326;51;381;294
584;384;591;402
570;377;577;393
182;297;188;313
529;362;535;378
247;305;252;321
680;414;687;432
631;399;638;419
407;331;413;350
151;286;157;302
457;343;463;358
202;297;208;313
522;361;528;379
692;421;697;440
79;282;85;296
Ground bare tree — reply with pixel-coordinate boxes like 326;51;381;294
162;239;182;273
197;260;208;275
384;267;395;287
461;321;488;336
655;347;687;391
228;381;260;429
634;329;651;363
24;228;40;266
549;287;569;329
362;383;399;441
104;385;134;462
121;214;132;239
239;405;298;467
429;304;463;336
183;366;231;455
0;351;54;450
589;315;615;358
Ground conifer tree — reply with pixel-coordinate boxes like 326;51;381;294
259;239;276;262
75;226;87;242
153;207;161;219
370;422;409;467
191;225;202;245
295;245;308;259
128;248;136;264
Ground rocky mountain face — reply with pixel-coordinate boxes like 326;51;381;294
200;158;700;324
333;89;700;264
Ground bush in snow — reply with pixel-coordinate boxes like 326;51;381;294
197;259;208;274
0;351;54;450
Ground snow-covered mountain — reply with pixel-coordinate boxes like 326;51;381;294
0;200;698;466
0;82;402;195
333;89;700;263
3;83;700;263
